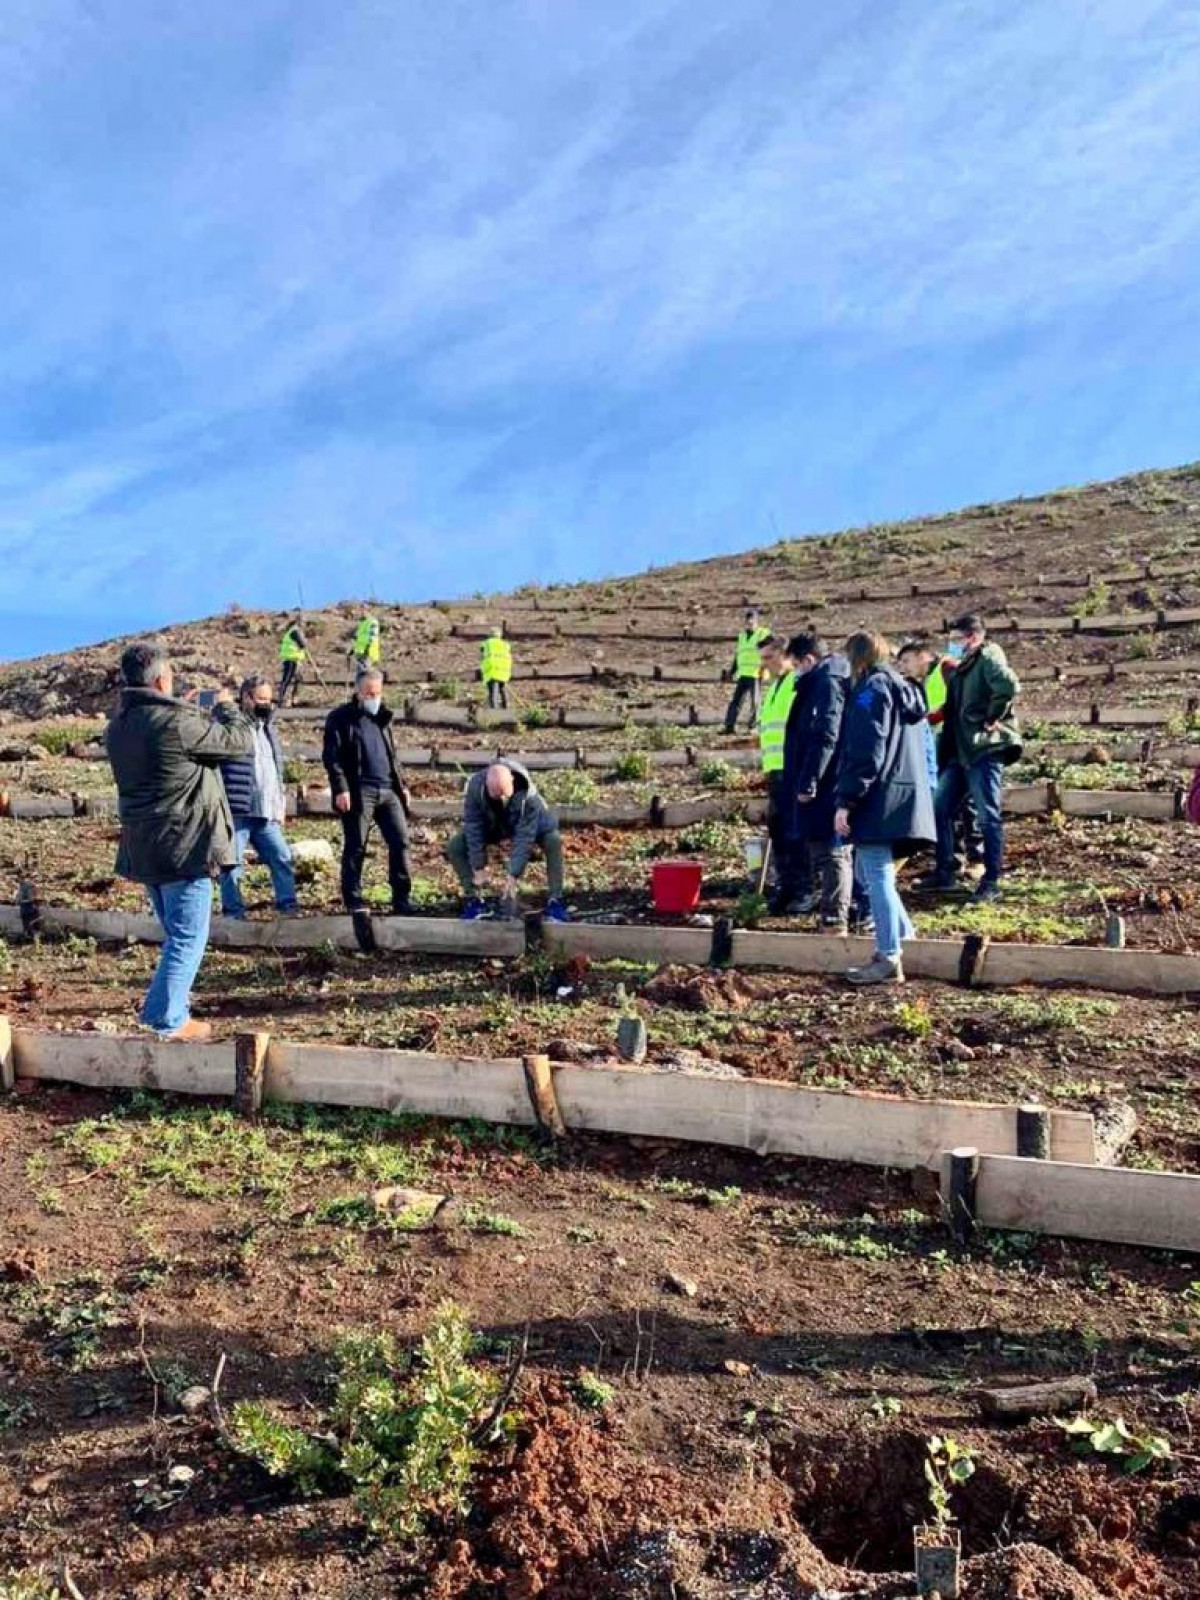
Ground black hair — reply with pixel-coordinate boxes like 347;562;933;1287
787;631;823;660
949;613;985;637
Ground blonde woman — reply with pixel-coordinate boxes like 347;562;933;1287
833;632;936;984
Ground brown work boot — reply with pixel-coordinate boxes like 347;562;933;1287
165;1018;213;1042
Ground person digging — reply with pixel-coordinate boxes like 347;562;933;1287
447;759;568;922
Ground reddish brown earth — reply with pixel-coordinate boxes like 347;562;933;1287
4;465;1200;1597
2;1085;1199;1599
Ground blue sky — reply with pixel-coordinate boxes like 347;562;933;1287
2;0;1199;660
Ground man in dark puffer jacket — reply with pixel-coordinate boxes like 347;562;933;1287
219;674;298;919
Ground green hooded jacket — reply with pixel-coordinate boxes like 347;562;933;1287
938;641;1023;769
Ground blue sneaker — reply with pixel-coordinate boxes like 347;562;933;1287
460;896;487;921
544;898;570;924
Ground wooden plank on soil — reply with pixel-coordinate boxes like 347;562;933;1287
972;1155;1200;1252
264;1041;535;1124
1004;782;1052;815
976;941;1200;996
1059;789;1177;819
1094;705;1182;726
552;1063;1095;1169
731;930;967;984
543;921;714;965
12;1030;235;1095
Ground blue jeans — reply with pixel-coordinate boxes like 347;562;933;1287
219;819;298;917
935;757;1004;884
857;844;915;961
143;878;213;1035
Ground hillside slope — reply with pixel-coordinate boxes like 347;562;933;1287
3;461;1200;720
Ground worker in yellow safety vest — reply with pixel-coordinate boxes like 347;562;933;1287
277;616;308;706
723;607;772;733
480;627;513;710
351;613;381;672
756;636;800;911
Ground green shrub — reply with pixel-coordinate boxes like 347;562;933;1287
431;679;460;703
520;706;552;729
0;1573;64;1600
31;722;103;756
699;759;738;789
229;1303;504;1541
612;751;650;782
572;1372;616;1410
539;770;599;807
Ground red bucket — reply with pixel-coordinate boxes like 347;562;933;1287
651;859;703;915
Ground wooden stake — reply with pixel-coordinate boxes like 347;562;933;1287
234;1032;270;1121
1016;1104;1051;1160
943;1146;979;1247
522;1053;566;1139
0;1015;14;1093
976;1376;1097;1422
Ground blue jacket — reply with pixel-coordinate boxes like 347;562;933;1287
221;716;286;821
834;666;936;856
782;653;850;843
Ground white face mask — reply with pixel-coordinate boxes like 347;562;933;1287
361;695;382;716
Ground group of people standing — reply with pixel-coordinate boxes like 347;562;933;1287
105;647;566;1041
737;610;1022;984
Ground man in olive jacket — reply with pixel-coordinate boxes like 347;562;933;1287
107;643;254;1039
931;612;1022;902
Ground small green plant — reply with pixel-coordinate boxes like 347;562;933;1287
867;1395;902;1422
572;1372;616;1411
924;1435;976;1534
283;758;307;784
699;758;739;789
431;679;461;702
734;889;768;929
539;770;599;807
229;1302;505;1541
0;1572;65;1600
30;721;103;756
0;1396;34;1432
653;1178;742;1209
1057;1415;1172;1474
894;998;934;1040
1071;580;1112;619
520;705;552;729
612;751;650;782
459;1205;528;1238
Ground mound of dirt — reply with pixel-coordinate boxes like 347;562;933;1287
642;967;772;1014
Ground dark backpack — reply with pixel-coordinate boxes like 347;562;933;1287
1187;765;1200;826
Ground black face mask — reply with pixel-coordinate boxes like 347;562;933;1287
254;705;272;722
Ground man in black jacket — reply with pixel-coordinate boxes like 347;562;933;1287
780;633;853;929
107;642;254;1039
322;668;414;913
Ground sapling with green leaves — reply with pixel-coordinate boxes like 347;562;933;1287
923;1435;976;1537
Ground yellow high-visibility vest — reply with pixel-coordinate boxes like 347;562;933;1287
735;626;771;678
759;671;797;773
354;616;380;662
480;636;512;683
279;626;306;664
925;658;950;717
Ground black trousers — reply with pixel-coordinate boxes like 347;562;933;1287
486;680;509;709
339;786;412;910
724;675;760;733
279;660;301;705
